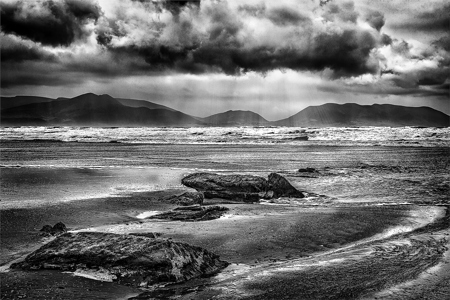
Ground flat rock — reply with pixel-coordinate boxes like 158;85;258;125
149;206;229;221
298;167;317;173
165;191;204;206
293;136;309;141
11;232;229;287
181;172;305;201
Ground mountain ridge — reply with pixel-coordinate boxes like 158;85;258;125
273;103;449;127
1;93;203;126
1;94;449;127
200;110;269;126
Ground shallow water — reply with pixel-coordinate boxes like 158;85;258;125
1;141;448;208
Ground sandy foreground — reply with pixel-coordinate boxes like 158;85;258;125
1;183;449;299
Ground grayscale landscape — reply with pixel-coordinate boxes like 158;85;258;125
1;0;449;300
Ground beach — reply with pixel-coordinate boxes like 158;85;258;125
1;138;449;299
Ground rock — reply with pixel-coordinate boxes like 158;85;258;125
181;173;305;201
181;173;270;202
129;232;162;238
298;167;317;173
166;192;204;206
52;222;67;234
40;225;53;234
149;206;229;221
293;135;308;141
287;129;306;134
40;222;67;236
12;232;228;287
268;173;305;198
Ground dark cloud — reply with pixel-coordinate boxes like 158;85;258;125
1;62;81;88
0;0;101;47
365;10;385;31
380;34;392;45
433;36;450;52
267;7;310;26
320;0;333;7
113;27;379;77
95;1;379;77
0;34;57;62
162;0;200;14
1;0;446;99
391;3;449;33
317;80;449;97
322;1;358;23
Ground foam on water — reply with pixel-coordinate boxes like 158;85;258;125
1;126;449;147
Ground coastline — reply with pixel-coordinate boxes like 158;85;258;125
1;187;447;299
1;142;448;299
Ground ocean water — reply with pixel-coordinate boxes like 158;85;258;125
1;126;449;146
1;126;449;208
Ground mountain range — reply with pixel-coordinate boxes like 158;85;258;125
1;93;448;127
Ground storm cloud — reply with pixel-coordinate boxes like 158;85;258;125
390;2;449;33
0;0;101;46
0;0;448;112
90;0;385;77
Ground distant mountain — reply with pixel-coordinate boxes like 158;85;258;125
0;96;56;110
272;103;450;127
201;110;269;126
115;98;176;111
1;95;448;127
1;93;203;126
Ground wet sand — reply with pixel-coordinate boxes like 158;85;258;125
1;186;447;299
1;142;448;299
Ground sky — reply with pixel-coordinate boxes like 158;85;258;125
0;0;449;120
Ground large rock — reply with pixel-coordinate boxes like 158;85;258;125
39;222;67;236
181;172;305;202
12;232;229;287
149;205;229;221
268;173;305;198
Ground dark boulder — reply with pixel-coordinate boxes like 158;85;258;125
181;173;269;202
293;136;308;141
149;206;229;221
40;225;53;234
12;232;228;287
40;222;67;236
181;173;305;201
298;167;317;173
52;222;67;234
268;173;305;198
166;191;204;206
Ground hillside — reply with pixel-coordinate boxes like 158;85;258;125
115;98;176;111
201;110;269;126
272;103;450;127
1;93;203;126
0;96;56;110
1;95;448;127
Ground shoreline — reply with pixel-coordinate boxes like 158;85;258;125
1;144;448;299
0;190;445;299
